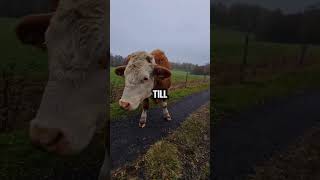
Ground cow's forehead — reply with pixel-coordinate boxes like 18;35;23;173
125;61;151;76
127;51;152;62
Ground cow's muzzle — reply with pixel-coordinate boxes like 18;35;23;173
119;99;131;110
30;124;71;155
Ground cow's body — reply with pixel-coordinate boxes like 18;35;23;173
115;50;172;128
150;49;171;92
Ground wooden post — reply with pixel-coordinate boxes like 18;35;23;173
185;71;189;88
240;31;250;83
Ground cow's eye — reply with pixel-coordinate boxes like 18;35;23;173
144;77;149;81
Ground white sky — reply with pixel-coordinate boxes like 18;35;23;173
111;0;210;65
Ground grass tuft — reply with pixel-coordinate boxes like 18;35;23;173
144;141;182;180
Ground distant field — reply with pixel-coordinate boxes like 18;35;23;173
211;27;320;64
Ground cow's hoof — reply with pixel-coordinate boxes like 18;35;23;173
139;122;146;128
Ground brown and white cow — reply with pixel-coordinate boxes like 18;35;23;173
15;0;110;179
115;49;173;128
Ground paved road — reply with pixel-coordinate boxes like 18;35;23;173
212;91;320;180
111;90;210;169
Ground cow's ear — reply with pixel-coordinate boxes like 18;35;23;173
153;65;171;79
15;13;53;49
146;55;153;63
124;55;132;65
115;66;126;76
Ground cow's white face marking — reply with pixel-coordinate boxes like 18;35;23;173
121;59;154;111
30;0;107;155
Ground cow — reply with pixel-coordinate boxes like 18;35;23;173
114;50;173;128
15;0;110;179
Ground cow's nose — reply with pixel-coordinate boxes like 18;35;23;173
30;124;67;154
119;100;130;110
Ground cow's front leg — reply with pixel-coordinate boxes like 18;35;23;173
162;100;172;121
139;98;149;128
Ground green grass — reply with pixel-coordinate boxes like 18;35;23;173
144;141;182;179
111;83;209;119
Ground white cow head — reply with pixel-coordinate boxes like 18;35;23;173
29;0;108;155
115;51;171;111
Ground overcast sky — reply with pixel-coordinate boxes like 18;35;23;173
111;0;210;65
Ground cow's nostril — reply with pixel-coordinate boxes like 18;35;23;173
30;124;65;148
119;100;130;109
45;131;64;147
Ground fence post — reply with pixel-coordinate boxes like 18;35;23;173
185;71;189;88
240;32;250;83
